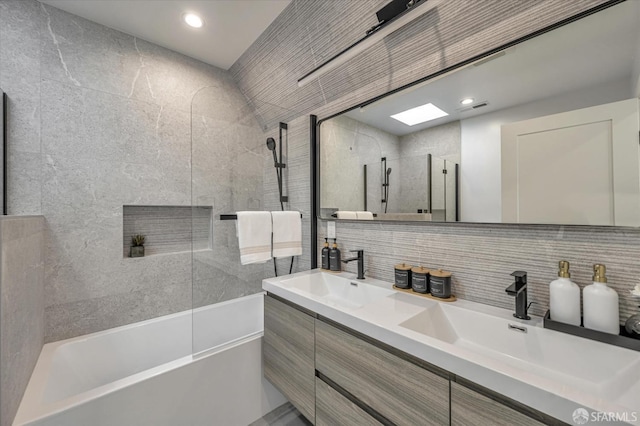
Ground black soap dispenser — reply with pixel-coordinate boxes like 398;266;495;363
321;238;330;270
329;239;341;271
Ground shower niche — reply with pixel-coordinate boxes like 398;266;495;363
122;205;212;258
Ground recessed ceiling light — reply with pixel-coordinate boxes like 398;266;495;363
460;98;474;105
183;13;204;28
390;103;449;126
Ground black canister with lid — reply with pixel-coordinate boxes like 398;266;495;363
430;269;452;298
394;263;412;289
411;266;430;294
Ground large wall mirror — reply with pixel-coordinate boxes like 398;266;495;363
317;0;640;226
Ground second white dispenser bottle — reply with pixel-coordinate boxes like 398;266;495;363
583;264;620;334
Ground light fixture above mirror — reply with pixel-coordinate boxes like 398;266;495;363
298;0;443;87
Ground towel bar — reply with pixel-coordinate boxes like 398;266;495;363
219;213;303;221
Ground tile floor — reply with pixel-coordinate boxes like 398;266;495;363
250;403;311;426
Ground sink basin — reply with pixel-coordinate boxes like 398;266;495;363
399;303;640;399
279;272;394;310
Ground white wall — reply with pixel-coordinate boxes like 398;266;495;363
460;77;631;222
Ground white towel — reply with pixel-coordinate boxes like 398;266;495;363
236;211;272;265
271;211;302;258
356;211;374;220
336;211;357;220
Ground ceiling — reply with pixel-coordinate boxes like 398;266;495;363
345;0;640;136
39;0;291;70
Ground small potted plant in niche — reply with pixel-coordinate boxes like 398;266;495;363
130;234;146;258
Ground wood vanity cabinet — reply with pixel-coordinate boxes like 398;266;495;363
315;319;450;426
263;295;315;423
450;382;549;426
315;377;382;426
264;294;560;426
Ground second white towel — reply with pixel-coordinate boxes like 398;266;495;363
336;211;357;219
272;211;302;258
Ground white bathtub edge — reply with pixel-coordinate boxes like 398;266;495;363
14;293;270;426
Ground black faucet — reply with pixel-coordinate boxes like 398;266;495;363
505;271;530;320
342;250;365;280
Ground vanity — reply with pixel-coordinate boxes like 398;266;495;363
262;270;640;425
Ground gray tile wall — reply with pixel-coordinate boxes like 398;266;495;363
0;0;266;342
231;0;607;130
0;216;45;426
318;221;639;324
231;0;640;324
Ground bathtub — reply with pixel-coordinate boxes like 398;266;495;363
13;293;286;426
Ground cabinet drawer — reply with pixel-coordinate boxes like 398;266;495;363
315;319;449;426
264;295;315;422
316;378;382;426
451;382;546;426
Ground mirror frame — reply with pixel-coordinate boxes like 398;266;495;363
1;90;6;215
312;0;624;228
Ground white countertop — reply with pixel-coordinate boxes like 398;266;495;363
263;269;640;425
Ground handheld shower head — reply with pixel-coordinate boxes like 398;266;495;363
266;137;279;166
386;167;392;175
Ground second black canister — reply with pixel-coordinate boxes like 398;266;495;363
430;269;452;298
394;263;412;289
411;266;430;294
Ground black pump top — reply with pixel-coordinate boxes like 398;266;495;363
511;271;527;284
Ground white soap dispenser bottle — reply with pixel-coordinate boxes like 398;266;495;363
583;264;620;334
549;260;580;326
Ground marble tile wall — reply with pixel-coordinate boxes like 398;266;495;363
0;0;266;341
0;216;45;426
191;85;270;309
231;0;640;324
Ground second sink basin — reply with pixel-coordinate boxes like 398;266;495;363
279;272;394;310
399;303;640;400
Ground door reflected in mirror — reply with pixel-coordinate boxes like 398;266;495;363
318;0;640;226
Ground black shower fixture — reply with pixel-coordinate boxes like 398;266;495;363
381;157;391;213
266;122;294;277
265;125;289;205
384;167;392;213
265;135;287;211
